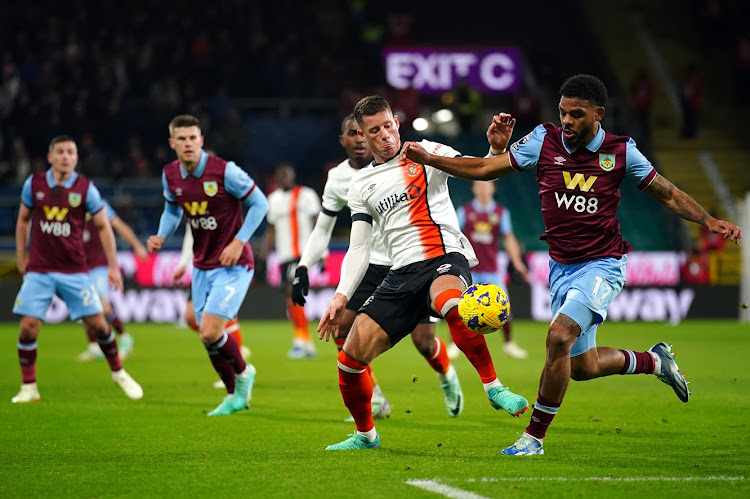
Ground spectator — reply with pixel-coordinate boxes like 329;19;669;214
630;68;654;154
679;64;704;139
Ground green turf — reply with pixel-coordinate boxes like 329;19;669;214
0;319;748;498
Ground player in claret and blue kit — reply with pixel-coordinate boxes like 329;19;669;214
148;114;268;416
401;74;742;455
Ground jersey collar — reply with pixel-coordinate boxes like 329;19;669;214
561;123;605;154
179;150;208;179
471;198;497;213
46;168;78;188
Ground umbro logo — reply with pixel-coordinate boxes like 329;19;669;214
176;188;183;196
36;192;45;200
437;264;452;274
554;156;566;165
367;183;377;192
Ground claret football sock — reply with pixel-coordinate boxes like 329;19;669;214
97;331;122;371
526;393;561;441
18;339;37;383
619;349;656;375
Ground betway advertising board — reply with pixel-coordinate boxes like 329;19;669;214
4;251;737;323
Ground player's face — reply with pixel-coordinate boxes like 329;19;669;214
357;109;400;163
558;96;605;150
47;141;78;176
275;165;295;190
472;180;495;203
169;126;204;166
339;119;371;167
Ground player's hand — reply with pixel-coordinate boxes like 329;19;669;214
518;263;530;284
317;293;348;342
134;245;149;261
487;113;516;152
399;141;431;165
172;264;186;285
219;237;245;266
706;218;742;243
147;235;164;253
108;265;123;292
291;266;309;306
16;253;28;275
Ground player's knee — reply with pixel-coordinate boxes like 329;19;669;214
546;324;577;354
19;317;40;341
410;327;434;357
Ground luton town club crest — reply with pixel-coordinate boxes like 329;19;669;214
203;181;218;197
599;153;615;171
68;192;82;207
404;160;422;178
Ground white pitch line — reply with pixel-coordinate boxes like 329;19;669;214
465;476;745;482
405;479;491;499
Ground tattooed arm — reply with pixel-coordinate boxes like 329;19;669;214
644;174;742;243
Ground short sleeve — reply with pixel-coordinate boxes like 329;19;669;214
321;171;348;214
624;139;657;191
499;209;512;236
20;175;33;207
103;200;117;220
347;181;369;218
301;187;321;216
224;161;257;200
508;124;547;171
86;183;104;214
162;171;176;203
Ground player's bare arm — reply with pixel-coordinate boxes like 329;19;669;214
218;237;245;267
645;174;742;243
111;216;148;260
15;203;32;274
92;209;123;291
400;142;515;180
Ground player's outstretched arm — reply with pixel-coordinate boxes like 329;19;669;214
111;216;148;260
92;209;123;291
645;174;742;243
148;202;182;253
15;203;32;274
293;212;338;306
399;142;515;180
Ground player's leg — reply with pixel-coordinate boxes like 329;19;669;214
284;261;315;359
410;321;464;417
326;313;391;450
197;266;255;415
11;272;55;402
429;256;528;417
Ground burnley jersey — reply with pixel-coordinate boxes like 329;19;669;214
21;170;104;274
508;123;657;264
457;199;512;273
348;140;477;270
162;152;255;271
84;200;117;269
320;159;390;266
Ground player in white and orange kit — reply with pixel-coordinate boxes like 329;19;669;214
263;163;321;359
318;96;528;450
292;114;463;421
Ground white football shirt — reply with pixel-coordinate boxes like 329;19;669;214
322;159;390;266
266;185;321;263
348;139;477;270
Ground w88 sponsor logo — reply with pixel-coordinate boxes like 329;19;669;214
554;192;598;214
39;220;72;237
189;216;218;230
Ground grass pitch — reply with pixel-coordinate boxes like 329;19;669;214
0;319;748;498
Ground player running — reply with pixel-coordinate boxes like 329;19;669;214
400;74;742;455
292;114;463;421
318;96;528;451
148;114;268;416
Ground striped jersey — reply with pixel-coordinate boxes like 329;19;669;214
266;184;321;264
348;139;477;270
321;159;390;266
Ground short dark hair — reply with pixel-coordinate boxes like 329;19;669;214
340;113;356;134
560;74;608;107
48;135;76;152
353;96;392;129
169;114;201;135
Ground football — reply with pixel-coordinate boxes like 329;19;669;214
458;282;511;334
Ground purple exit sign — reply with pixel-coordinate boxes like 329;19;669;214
384;47;521;94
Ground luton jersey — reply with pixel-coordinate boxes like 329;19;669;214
508;122;657;264
321;159;390;266
348;139;477;270
84;200;117;269
162;152;255;271
21;170;104;274
457;199;512;273
266;184;320;264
